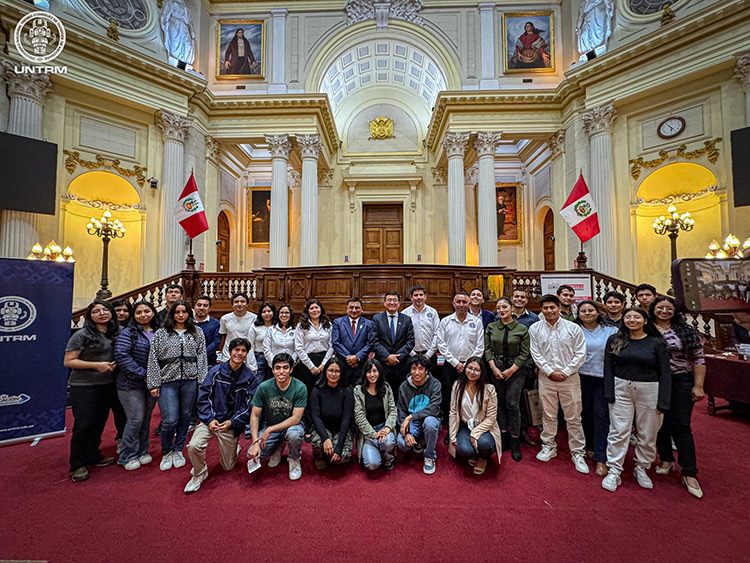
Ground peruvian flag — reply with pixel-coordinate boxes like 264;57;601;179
560;173;600;243
174;173;209;239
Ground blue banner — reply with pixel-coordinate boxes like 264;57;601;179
0;258;74;444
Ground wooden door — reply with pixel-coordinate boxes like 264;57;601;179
363;204;403;264
217;211;230;272
543;208;555;271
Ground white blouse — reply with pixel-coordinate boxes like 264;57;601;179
294;322;334;370
460;389;479;430
264;325;297;366
248;324;271;355
219;311;258;371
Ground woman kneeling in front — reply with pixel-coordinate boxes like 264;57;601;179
353;359;397;471
448;356;503;474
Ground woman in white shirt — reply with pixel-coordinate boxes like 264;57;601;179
249;302;275;381
448;356;503;475
218;292;257;370
263;304;296;378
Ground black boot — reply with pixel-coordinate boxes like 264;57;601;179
510;436;522;462
501;431;511;452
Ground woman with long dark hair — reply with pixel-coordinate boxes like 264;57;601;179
114;300;159;471
602;307;670;492
263;304;296;374
63;299;120;482
112;299;133;328
650;296;706;498
309;357;354;470
353;358;397;471
448;356;503;475
250;302;276;381
147;301;207;472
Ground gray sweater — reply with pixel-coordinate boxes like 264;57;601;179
396;374;442;425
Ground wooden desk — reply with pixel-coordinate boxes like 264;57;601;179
704;354;750;415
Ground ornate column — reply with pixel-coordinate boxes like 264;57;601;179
475;131;502;265
204;135;221;271
269;9;288;94
0;66;53;258
547;129;568;269
266;135;292;268
583;103;618;275
443;132;469;265
155;110;191;277
478;3;499;90
297;134;322;266
734;51;750;127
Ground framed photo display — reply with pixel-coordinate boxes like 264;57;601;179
496;182;522;245
248;187;271;247
217;19;265;80
502;11;555;73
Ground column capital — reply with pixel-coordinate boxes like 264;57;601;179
3;62;53;106
271;8;288;16
205;135;221;163
443;132;470;158
734;50;750;92
464;161;479;186
547;129;566;160
155;110;191;144
265;134;292;159
582;103;618;137
478;2;496;11
297;134;323;160
432;166;447;186
474;131;502;157
287;165;301;189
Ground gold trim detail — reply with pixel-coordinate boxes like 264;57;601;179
496;182;523;246
63;150;148;188
502;11;555;74
368;117;395;140
628;137;722;180
67;193;140;211
628;150;669;180
107;19;119;42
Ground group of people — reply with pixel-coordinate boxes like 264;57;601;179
63;281;707;499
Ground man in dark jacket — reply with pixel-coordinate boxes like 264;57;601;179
396;354;442;475
369;291;415;397
184;338;260;494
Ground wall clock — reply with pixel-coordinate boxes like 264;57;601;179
657;116;686;139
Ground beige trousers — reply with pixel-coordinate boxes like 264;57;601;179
187;422;240;479
606;377;663;475
538;372;586;456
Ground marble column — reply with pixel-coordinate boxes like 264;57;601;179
0;65;53;258
583;103;618;275
734;51;750;127
266;135;292;268
475;131;502;265
547;129;568;269
269;9;288;94
443;132;469;265
155;110;191;277
478;3;499;90
297;134;322;266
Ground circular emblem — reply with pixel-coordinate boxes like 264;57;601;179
14;11;66;64
182;196;199;212
574;200;593;218
0;296;37;333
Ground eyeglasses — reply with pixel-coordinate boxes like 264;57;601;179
465;366;482;374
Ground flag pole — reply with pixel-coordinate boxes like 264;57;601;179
185;168;197;272
574;169;588;270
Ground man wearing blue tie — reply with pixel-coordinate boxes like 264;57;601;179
331;297;372;386
369;291;415;399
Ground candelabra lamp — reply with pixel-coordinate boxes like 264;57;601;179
86;210;126;299
705;235;750;259
652;204;695;289
27;241;75;262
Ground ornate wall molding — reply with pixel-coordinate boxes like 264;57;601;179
265;134;292;159
628;138;722;180
582;103;618;137
287;165;301;189
297;134;323;159
464;162;479;186
318;169;334;187
735;50;750;92
205;135;221;163
474;131;502;158
67;193;140;211
443;132;470;158
154;110;191;144
2;61;53;106
345;0;424;29
431;167;446;186
636;185;717;205
63;150;148;187
547;129;566;160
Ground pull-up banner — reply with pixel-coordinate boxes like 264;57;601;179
0;258;74;445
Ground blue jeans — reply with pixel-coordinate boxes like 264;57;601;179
361;423;396;470
255;352;270;381
251;423;305;461
158;379;198;455
396;415;440;460
117;388;158;464
456;424;496;461
580;374;609;463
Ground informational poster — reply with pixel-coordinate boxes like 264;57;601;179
0;259;74;445
539;273;593;302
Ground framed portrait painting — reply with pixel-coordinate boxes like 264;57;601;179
248;187;271;247
217;19;265;80
502;11;554;73
496;182;522;245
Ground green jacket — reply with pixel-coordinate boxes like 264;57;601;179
353;383;397;462
484;319;530;369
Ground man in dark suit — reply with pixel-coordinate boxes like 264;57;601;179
331;297;372;386
369;291;415;398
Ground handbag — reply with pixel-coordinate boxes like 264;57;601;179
524;388;543;427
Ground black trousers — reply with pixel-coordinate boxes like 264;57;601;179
295;351;327;432
656;371;698;477
493;366;526;438
383;361;410;402
69;383;118;472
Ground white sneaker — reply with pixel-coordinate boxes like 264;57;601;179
602;470;621;492
268;449;283;468
184;475;205;494
572;454;590;474
159;452;173;471
536;447;557;462
172;451;186;469
288;458;302;480
123;459;141;471
138;453;153;465
423;458;436;475
633;466;653;489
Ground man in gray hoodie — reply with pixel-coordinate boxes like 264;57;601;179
396;354;442;475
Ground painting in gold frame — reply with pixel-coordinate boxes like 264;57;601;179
217;19;265;80
502;11;554;74
248;187;271;247
496;182;522;246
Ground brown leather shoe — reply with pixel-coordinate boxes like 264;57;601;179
595;462;608;477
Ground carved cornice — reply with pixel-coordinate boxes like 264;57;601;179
318;169;334;187
636;185;717;206
547;129;566;160
628;138;723;180
2;60;53;106
734;50;750;93
297;134;323;160
582;103;618;138
67;193;140;211
345;0;424;28
63;150;148;188
474;131;502;158
443;132;469;158
266;134;292;159
155;110;191;144
205;135;221;163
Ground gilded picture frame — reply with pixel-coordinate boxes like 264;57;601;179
248;187;271;247
496;182;522;246
502;11;555;74
216;19;265;80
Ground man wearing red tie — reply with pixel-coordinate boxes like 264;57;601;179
331;298;372;386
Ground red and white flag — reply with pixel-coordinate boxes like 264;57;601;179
174;173;209;239
560;173;600;243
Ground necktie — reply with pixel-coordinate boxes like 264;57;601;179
351;319;356;337
390;315;397;339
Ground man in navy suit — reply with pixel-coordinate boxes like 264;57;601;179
369;291;415;398
331;297;372;385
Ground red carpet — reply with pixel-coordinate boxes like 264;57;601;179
1;405;748;563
